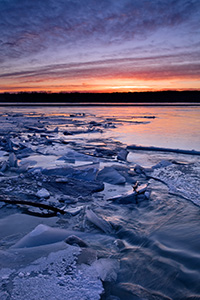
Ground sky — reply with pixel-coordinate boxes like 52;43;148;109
0;0;200;93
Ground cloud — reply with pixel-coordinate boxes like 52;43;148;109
0;0;199;62
1;52;200;84
0;0;200;91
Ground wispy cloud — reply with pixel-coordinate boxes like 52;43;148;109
1;52;200;81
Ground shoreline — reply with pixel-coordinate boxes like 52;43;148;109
0;102;200;106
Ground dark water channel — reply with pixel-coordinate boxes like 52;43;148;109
96;178;200;300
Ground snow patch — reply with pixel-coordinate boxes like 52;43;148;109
152;162;200;206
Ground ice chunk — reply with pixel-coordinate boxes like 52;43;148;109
0;150;7;157
9;153;18;168
77;248;97;265
109;191;137;204
117;149;129;161
12;224;70;248
36;188;50;198
65;235;88;248
97;167;126;185
152;160;172;169
92;258;119;281
29;224;49;237
136;183;148;194
86;208;113;234
152;162;200;206
42;167;98;182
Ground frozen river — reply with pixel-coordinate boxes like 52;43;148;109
0;104;200;300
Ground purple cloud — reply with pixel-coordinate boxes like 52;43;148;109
0;0;200;91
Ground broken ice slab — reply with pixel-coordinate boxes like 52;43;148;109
8;153;18;167
108;182;150;204
111;165;138;184
135;183;148;194
86;208;113;234
94;147;117;158
36;188;50;199
24;125;47;133
117;149;129;161
108;191;137;204
91;258;120;282
42;166;98;182
152;162;200;206
127;144;200;156
0;150;7;157
64;206;84;216
41;175;104;197
77;248;97;265
152;160;172;169
57;149;99;162
58;195;77;204
0;161;8;172
36;146;99;162
98;182;133;201
20;154;70;170
65;235;89;248
97;166;126;185
11;224;71;248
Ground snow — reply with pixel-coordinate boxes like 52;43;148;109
152;162;200;206
10;247;103;300
1;240;103;300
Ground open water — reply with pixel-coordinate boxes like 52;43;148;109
2;103;199;150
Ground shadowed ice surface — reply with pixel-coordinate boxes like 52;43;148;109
0;104;200;300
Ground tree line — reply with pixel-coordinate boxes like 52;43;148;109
0;91;199;104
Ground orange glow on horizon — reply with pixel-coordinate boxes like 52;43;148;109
0;76;200;93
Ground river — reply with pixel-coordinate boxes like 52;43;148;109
0;104;199;300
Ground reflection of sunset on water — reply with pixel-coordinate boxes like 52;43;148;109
3;104;198;151
75;105;200;151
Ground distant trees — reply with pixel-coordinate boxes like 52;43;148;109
0;91;199;104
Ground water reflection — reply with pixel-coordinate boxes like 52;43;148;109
1;104;199;150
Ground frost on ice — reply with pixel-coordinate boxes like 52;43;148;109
152;162;200;206
0;225;104;300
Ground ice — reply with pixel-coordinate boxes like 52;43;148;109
91;258;120;281
8;247;103;300
29;224;49;237
1;106;199;299
0;227;103;300
86;208;113;234
12;224;70;248
97;166;126;185
0;150;8;157
152;162;200;206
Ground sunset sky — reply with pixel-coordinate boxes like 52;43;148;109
0;0;200;93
